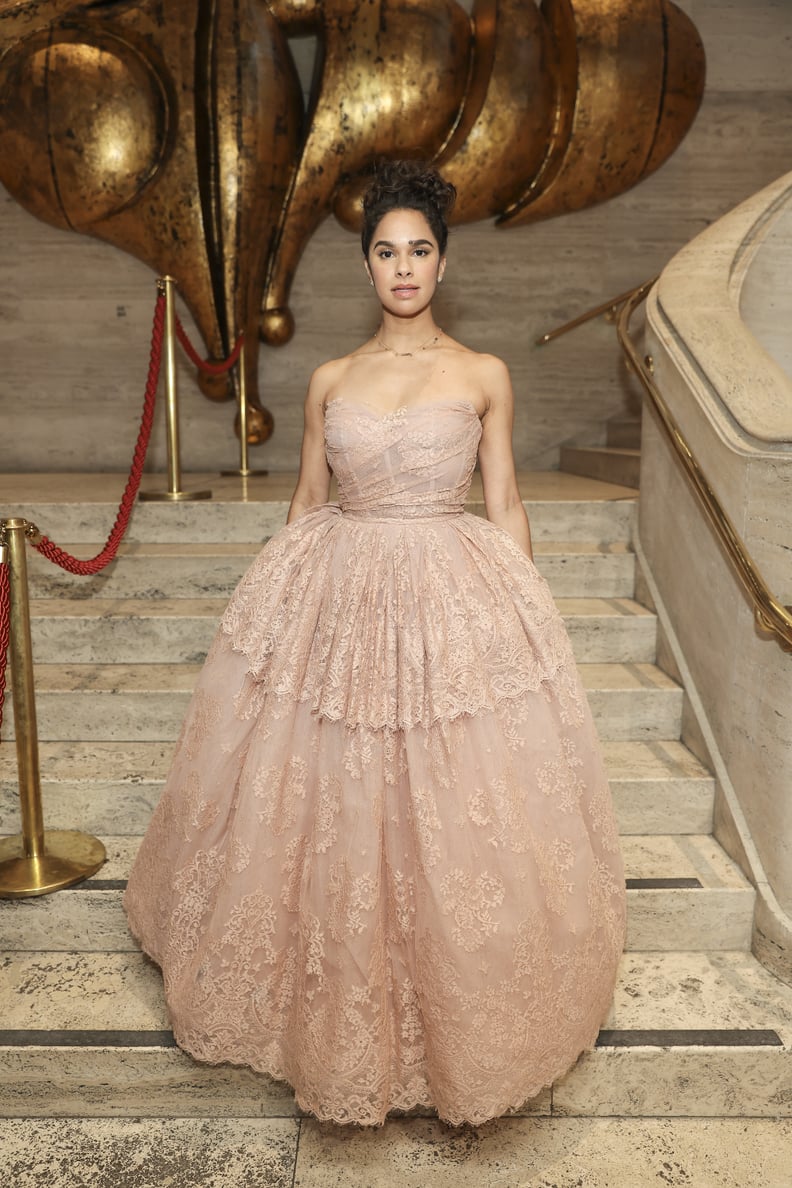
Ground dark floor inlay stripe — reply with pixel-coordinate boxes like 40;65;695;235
1;1028;782;1050
625;877;702;889
0;1030;176;1048
597;1029;783;1048
65;879;129;891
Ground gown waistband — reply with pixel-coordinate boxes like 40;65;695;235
339;502;465;521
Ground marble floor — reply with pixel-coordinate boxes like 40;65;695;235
1;1116;791;1187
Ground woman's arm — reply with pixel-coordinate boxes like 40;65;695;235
286;366;334;523
476;356;533;560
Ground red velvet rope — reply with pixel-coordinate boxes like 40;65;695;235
0;556;9;735
33;291;166;575
0;290;164;735
175;315;243;375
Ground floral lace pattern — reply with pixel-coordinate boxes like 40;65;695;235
220;401;575;731
124;398;626;1126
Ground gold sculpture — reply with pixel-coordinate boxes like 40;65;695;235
0;0;705;441
0;0;303;442
497;0;706;226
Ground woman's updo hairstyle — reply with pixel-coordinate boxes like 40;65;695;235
361;160;456;257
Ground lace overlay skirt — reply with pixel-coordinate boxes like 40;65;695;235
123;506;626;1126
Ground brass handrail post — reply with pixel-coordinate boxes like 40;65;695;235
0;519;107;897
140;276;212;503
220;339;269;480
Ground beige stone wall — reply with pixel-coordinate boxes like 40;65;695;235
1;0;791;474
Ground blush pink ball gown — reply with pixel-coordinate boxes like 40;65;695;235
124;397;626;1126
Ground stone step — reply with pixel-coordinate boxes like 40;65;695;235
0;1118;789;1186
3;472;636;544
606;415;642;450
560;446;641;490
0;740;715;838
27;596;657;665
4;661;683;742
1;950;786;1119
0;835;754;954
24;540;637;600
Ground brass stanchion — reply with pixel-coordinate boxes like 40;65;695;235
0;520;106;897
140;276;212;502
220;340;269;479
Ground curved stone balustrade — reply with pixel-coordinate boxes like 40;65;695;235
640;172;792;983
740;202;792;386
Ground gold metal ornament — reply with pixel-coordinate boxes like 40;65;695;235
261;0;473;345
0;0;706;432
497;0;705;226
0;0;304;442
273;0;704;330
428;0;558;223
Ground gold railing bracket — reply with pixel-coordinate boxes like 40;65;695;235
0;518;106;898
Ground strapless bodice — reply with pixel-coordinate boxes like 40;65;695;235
324;398;482;519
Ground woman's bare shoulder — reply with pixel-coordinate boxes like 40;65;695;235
441;338;511;407
443;336;509;373
306;354;354;406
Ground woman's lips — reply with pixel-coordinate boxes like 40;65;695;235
392;285;418;296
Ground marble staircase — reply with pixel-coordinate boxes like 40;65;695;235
1;472;791;1126
559;411;642;490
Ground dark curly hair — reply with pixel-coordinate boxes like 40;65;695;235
361;160;456;257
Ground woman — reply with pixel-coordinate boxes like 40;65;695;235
124;160;626;1127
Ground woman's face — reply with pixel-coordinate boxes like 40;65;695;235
365;208;445;317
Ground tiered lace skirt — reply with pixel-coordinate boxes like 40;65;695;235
123;505;626;1126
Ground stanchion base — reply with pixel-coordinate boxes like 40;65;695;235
0;830;107;898
139;489;212;502
219;469;269;477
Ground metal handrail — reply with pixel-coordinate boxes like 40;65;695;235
535;279;658;345
617;281;792;654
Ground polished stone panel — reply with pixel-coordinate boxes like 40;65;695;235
1;1116;790;1186
553;1046;792;1118
292;1117;792;1185
0;1118;300;1188
0;1047;299;1117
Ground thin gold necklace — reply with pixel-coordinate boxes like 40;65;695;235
374;328;442;357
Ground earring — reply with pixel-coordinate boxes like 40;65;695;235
369;278;374;286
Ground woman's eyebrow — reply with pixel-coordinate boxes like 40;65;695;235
373;238;433;249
